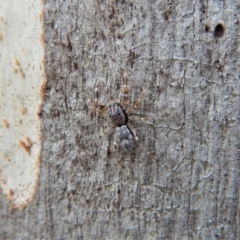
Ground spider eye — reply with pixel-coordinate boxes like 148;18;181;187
115;107;121;116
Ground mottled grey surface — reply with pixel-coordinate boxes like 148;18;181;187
1;0;240;239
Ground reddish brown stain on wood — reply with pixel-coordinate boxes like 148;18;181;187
14;58;25;78
8;189;14;197
19;137;33;155
39;12;43;22
40;34;45;44
20;107;27;115
3;119;9;128
1;179;6;185
40;80;47;99
15;58;21;66
37;103;43;117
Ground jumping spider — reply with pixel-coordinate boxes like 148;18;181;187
88;75;146;152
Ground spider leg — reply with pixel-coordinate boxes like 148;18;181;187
134;89;146;109
127;123;139;141
120;69;130;106
99;125;115;139
88;88;108;117
113;131;119;150
127;88;146;114
96;125;115;151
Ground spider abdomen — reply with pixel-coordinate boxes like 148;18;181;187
116;125;136;151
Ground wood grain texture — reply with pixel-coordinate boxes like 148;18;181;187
1;0;240;239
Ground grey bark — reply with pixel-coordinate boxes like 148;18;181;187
1;0;240;239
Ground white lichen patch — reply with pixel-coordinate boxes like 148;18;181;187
0;1;45;210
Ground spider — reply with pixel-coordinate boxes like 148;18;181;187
88;74;146;152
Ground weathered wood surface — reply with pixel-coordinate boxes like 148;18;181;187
1;0;240;239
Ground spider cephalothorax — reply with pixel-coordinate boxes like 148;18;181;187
88;75;145;152
108;103;127;126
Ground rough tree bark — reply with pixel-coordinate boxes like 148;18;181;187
1;0;240;239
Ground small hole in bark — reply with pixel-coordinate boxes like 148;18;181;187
205;24;210;32
214;23;225;37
